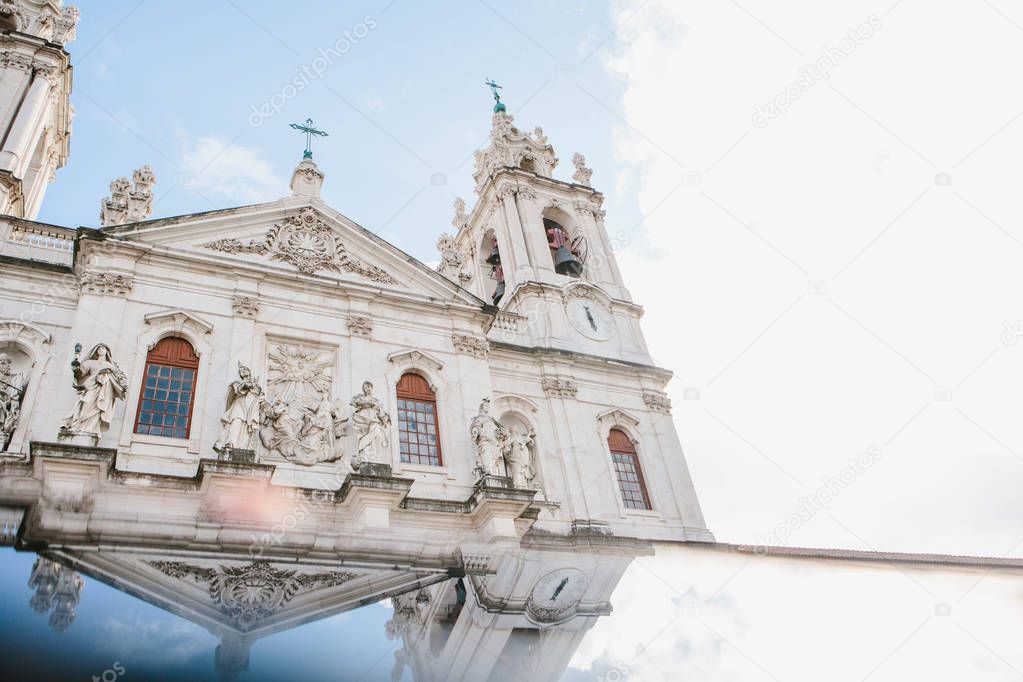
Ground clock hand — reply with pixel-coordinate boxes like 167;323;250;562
551;577;569;602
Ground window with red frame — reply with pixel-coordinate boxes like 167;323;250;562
134;337;199;439
396;373;442;466
608;428;652;510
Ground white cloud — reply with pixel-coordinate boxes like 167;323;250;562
179;135;284;204
602;0;1023;557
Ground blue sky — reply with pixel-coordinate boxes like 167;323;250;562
39;0;642;265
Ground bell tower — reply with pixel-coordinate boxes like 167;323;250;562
437;88;650;364
0;0;78;219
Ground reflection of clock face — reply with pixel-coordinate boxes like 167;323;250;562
566;299;614;341
526;568;588;624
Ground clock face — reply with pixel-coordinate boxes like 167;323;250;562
566;299;614;341
526;568;588;624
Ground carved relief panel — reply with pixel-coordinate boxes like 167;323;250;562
257;341;347;466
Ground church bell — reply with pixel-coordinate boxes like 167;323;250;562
553;246;583;277
485;238;501;266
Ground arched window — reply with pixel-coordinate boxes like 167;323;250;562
134;337;199;439
396;373;442;466
608;428;651;510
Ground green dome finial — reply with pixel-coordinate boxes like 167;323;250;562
485;79;505;114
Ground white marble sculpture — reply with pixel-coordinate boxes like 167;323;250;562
61;343;127;439
503;425;536;488
213;364;264;454
350;381;391;469
0;352;26;451
258;344;345;465
470;398;507;477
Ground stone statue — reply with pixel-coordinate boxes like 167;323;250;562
451;197;469;229
260;395;346;466
503;425;536;488
61;343;127;439
571;152;593;186
0;352;26;451
350;381;391;469
28;557;83;633
470;398;507;477
213;364;265;454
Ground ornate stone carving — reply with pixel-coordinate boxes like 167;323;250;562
290;158;324;197
349;381;392;470
436;233;464;271
643;389;672;414
452;333;489;359
232;295;259;318
541;377;578;399
347;315;372;337
470;398;507;477
473;111;558;194
0;52;34;73
28;557;83;633
213;364;265;455
78;270;133;297
258;344;346;466
386;588;432;639
0;2;78;44
519;186;538;201
100;165;155;226
571;153;593;186
60;343;127;440
451;196;469;229
147;560;357;631
201;207;397;284
0;352;26;451
503;425;536;489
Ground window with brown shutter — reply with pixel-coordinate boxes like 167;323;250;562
608;428;651;510
133;337;199;439
396;373;442;466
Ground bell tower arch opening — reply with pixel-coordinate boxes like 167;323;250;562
541;207;584;279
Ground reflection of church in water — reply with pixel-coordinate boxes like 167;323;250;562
0;2;712;679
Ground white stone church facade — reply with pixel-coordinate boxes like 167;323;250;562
0;2;711;679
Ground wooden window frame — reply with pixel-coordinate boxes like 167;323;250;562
396;372;443;467
608;428;652;510
133;336;199;440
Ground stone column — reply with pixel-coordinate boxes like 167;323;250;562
0;73;51;178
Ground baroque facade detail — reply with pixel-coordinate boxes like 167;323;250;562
231;295;259;318
472;111;558;194
541;377;578;399
99;165;155;226
201;207;397;284
642;389;672;414
571;153;593;186
60;343;128;440
347;315;372;337
78;271;134;297
0;351;26;451
259;343;346;466
146;560;357;631
452;333;489;359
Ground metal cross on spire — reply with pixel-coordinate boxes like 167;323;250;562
485;79;506;113
289;118;329;159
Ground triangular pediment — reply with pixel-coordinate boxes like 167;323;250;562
50;548;445;639
101;197;484;306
